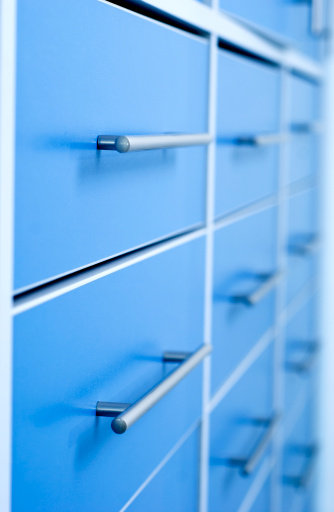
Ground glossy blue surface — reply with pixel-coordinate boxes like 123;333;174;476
12;239;205;511
15;0;209;290
215;51;280;217
211;207;277;395
286;189;318;304
127;428;200;512
209;342;274;512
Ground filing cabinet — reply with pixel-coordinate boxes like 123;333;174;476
3;0;324;511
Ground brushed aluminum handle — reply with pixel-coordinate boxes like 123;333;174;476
230;272;281;306
233;133;288;146
97;133;212;152
227;414;279;476
96;344;212;434
283;445;318;488
285;341;319;374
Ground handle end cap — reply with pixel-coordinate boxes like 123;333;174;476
112;417;127;434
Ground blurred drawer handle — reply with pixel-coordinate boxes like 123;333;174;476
288;235;319;256
285;341;319;374
290;122;323;134
233;133;288;146
97;133;212;152
283;445;318;488
230;271;281;306
228;414;279;476
96;344;212;434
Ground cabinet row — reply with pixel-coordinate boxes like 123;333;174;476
12;207;319;510
15;0;322;290
199;0;329;61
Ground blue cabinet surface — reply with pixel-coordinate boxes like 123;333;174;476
209;342;275;512
212;207;277;395
126;428;200;512
286;189;318;304
12;239;206;511
15;0;209;290
215;51;280;217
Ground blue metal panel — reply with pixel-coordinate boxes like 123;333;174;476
211;207;277;395
215;51;280;217
12;239;205;512
126;428;200;511
249;474;272;511
209;342;274;512
286;189;318;304
15;0;209;289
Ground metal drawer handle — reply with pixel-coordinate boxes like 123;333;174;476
290;122;323;134
283;445;318;489
227;414;279;476
233;133;288;146
288;235;319;256
285;341;319;374
96;344;212;434
97;133;212;152
230;272;281;306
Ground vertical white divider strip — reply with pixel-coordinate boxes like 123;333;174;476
199;30;218;512
0;0;16;510
270;66;290;512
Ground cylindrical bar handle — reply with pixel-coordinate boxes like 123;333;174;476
228;414;279;476
283;445;318;489
234;133;288;146
285;342;319;374
96;344;212;434
230;272;281;306
97;133;212;152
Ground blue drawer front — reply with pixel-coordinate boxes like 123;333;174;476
216;51;280;135
12;239;205;512
126;427;200;512
249;474;272;511
209;342;274;512
286;189;318;304
284;295;318;422
215;51;280;217
212;207;277;395
288;134;319;184
15;0;209;290
289;75;320;125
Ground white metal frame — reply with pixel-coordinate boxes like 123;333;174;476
1;1;327;511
